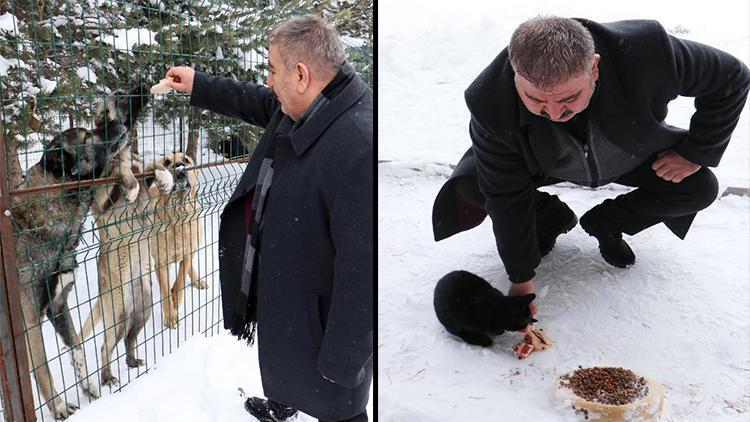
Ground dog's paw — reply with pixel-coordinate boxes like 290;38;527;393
154;167;174;192
101;373;119;387
80;380;100;399
126;356;145;368
121;178;140;203
163;305;178;328
192;279;208;289
51;398;79;419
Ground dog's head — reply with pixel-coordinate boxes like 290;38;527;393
41;85;149;180
488;293;536;334
93;85;149;151
153;152;197;193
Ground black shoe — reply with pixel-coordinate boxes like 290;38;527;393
580;208;635;268
537;207;578;257
244;397;298;422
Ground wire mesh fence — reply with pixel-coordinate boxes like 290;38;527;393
0;1;372;420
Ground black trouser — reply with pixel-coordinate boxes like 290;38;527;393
455;157;719;237
319;411;368;422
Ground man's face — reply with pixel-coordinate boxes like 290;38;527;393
267;45;298;119
514;54;600;123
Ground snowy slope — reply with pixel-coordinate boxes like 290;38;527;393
378;1;750;421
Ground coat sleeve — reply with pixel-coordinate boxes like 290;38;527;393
471;116;539;283
665;35;750;167
317;142;373;389
190;72;279;128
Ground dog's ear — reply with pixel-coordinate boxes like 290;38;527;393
93;101;112;130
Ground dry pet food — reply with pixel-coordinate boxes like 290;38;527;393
559;366;648;406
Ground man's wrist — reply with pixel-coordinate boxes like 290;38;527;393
508;278;535;295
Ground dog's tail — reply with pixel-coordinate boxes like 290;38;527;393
79;298;103;340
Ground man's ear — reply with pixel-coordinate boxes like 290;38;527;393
591;53;601;82
295;62;311;94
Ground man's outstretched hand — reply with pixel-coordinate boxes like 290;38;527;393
652;150;700;183
165;66;195;94
508;278;537;328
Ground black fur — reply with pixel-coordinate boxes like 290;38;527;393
433;270;535;347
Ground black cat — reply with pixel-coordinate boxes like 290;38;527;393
434;270;536;347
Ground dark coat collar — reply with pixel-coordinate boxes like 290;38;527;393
288;63;367;157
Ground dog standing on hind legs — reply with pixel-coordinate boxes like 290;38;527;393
149;152;206;328
12;86;148;419
79;148;174;387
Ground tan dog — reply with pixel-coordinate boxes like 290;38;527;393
149;152;206;327
80;147;174;386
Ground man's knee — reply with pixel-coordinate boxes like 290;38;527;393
683;167;719;211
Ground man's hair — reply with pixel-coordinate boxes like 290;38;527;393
508;16;595;89
268;14;346;80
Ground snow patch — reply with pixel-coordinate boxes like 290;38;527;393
39;77;57;94
0;12;18;34
95;28;159;52
76;66;97;84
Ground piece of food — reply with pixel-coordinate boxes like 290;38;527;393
512;325;551;359
150;77;174;94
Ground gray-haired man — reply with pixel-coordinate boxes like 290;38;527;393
166;14;372;422
433;16;749;320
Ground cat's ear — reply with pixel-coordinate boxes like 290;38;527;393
522;293;536;303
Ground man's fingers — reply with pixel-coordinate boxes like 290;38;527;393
660;169;679;181
655;165;674;178
651;157;671;172
529;302;538;316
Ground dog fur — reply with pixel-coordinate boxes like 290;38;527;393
79;147;174;386
11;87;147;419
148;152;206;327
433;270;536;347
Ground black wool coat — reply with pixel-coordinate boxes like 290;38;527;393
191;64;373;420
433;19;750;283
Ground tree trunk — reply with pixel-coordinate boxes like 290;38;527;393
186;110;200;160
5;140;23;190
178;115;184;152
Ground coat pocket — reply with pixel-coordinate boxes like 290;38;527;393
307;293;324;350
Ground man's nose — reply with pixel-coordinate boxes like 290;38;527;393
543;105;565;120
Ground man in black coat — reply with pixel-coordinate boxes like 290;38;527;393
432;16;749;316
166;14;372;422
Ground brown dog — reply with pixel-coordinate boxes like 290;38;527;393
149;152;206;327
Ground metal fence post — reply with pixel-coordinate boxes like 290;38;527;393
0;122;36;422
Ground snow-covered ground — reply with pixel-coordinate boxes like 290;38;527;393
378;1;750;421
